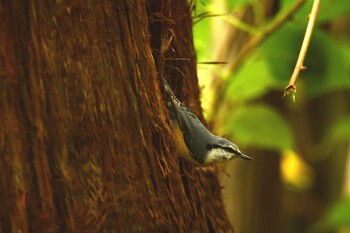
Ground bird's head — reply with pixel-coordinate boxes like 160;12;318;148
205;137;252;163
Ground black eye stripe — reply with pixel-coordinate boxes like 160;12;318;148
209;144;239;154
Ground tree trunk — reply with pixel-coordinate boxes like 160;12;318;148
0;1;231;232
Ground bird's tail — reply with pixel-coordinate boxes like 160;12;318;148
161;76;175;98
160;76;182;104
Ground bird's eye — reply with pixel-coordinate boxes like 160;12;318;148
211;144;237;153
207;143;213;150
226;147;236;154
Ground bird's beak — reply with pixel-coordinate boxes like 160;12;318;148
237;153;253;161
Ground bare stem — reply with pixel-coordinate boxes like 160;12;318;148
226;0;306;74
284;0;320;97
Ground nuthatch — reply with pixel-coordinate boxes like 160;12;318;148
161;77;252;164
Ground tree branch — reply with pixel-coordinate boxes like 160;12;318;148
284;0;320;98
225;0;306;75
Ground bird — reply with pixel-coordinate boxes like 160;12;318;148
161;76;252;164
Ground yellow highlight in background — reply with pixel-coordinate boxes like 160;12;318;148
281;150;314;191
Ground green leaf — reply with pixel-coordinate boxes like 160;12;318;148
324;198;350;229
226;104;294;151
258;23;304;89
329;117;350;142
261;23;350;97
226;0;250;9
303;29;350;96
281;0;350;22
225;55;276;101
193;1;212;61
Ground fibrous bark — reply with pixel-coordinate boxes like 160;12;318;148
0;1;231;232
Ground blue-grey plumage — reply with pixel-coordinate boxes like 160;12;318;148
161;77;252;164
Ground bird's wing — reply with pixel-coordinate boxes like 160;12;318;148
161;77;195;146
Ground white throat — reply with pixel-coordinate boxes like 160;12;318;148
205;148;235;163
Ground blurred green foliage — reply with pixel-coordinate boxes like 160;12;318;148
321;197;350;231
281;0;350;22
262;24;350;96
225;104;294;151
329;118;350;143
193;0;350;231
194;0;350;151
225;54;274;101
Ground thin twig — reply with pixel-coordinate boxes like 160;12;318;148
225;0;306;74
193;13;227;25
207;4;259;34
284;0;320;98
198;61;227;65
211;0;306;113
